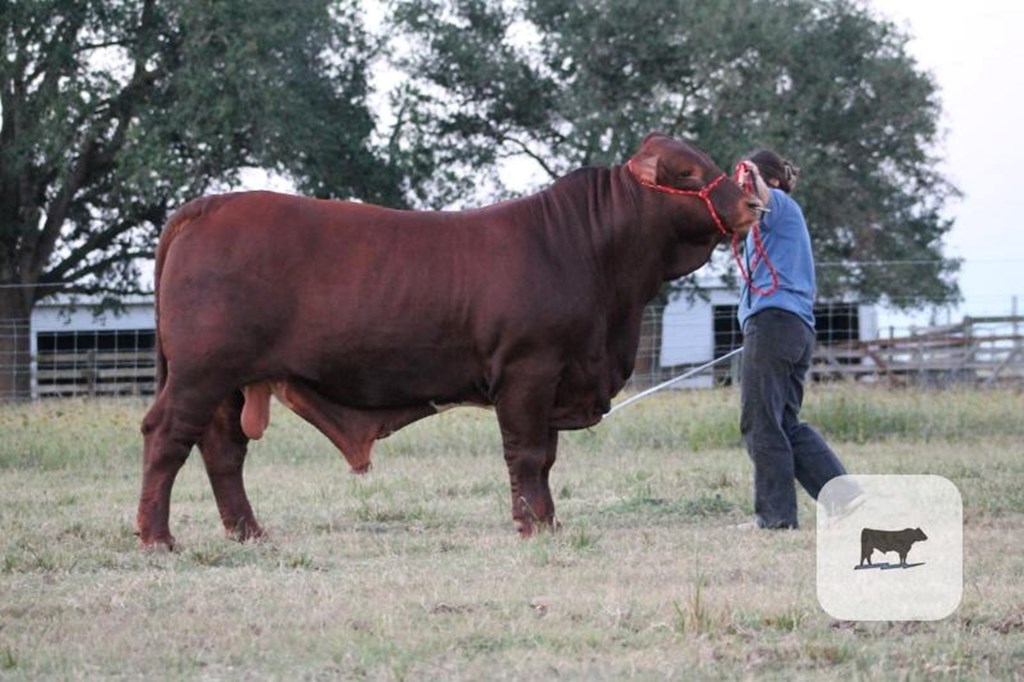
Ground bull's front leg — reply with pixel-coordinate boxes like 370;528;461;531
494;377;559;537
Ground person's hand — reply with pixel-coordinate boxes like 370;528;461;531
734;160;771;207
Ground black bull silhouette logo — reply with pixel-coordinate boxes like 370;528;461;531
859;527;928;568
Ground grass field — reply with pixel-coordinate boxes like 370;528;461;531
1;386;1023;679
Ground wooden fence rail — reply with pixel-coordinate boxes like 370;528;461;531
810;315;1024;386
35;349;157;397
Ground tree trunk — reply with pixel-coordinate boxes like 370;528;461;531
0;288;34;401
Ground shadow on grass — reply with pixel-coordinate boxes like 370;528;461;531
853;562;925;570
601;492;735;521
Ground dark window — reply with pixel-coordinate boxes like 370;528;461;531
814;302;859;345
712;303;860;348
713;304;742;356
37;329;155;353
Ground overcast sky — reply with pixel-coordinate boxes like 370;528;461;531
869;0;1024;323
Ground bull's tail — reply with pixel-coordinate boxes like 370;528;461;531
152;196;218;392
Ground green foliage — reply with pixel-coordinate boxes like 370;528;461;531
804;386;1024;443
0;0;428;397
0;0;964;401
0;0;394;307
390;0;960;306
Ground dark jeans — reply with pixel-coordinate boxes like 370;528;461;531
740;308;847;528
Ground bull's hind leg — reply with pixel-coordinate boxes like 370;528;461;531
198;392;264;542
137;386;217;548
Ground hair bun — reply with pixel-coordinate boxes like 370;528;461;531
748;149;798;193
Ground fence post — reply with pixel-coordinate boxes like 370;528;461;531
86;348;97;397
1014;296;1020;352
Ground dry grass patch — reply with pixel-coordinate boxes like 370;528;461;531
1;388;1022;678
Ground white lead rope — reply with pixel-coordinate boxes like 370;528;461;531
605;347;744;417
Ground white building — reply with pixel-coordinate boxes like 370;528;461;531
31;297;156;398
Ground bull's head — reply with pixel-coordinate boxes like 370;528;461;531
627;132;764;240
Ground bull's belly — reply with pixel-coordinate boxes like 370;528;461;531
290;362;610;427
292;351;487;410
259;334;618;427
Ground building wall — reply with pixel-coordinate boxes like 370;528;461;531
31;299;156;356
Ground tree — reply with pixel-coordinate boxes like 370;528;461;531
0;0;400;398
390;0;960;305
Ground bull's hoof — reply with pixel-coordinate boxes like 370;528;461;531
516;523;559;538
515;516;558;538
514;496;556;537
137;532;176;552
225;519;265;543
135;518;176;550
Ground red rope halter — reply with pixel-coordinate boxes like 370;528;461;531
732;160;779;297
628;160;779;296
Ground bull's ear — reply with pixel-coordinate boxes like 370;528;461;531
629;149;660;185
629;132;671;184
641;131;670;145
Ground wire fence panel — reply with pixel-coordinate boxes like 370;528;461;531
1;318;32;401
2;299;1023;401
1;318;157;400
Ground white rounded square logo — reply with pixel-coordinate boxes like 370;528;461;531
816;475;962;621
